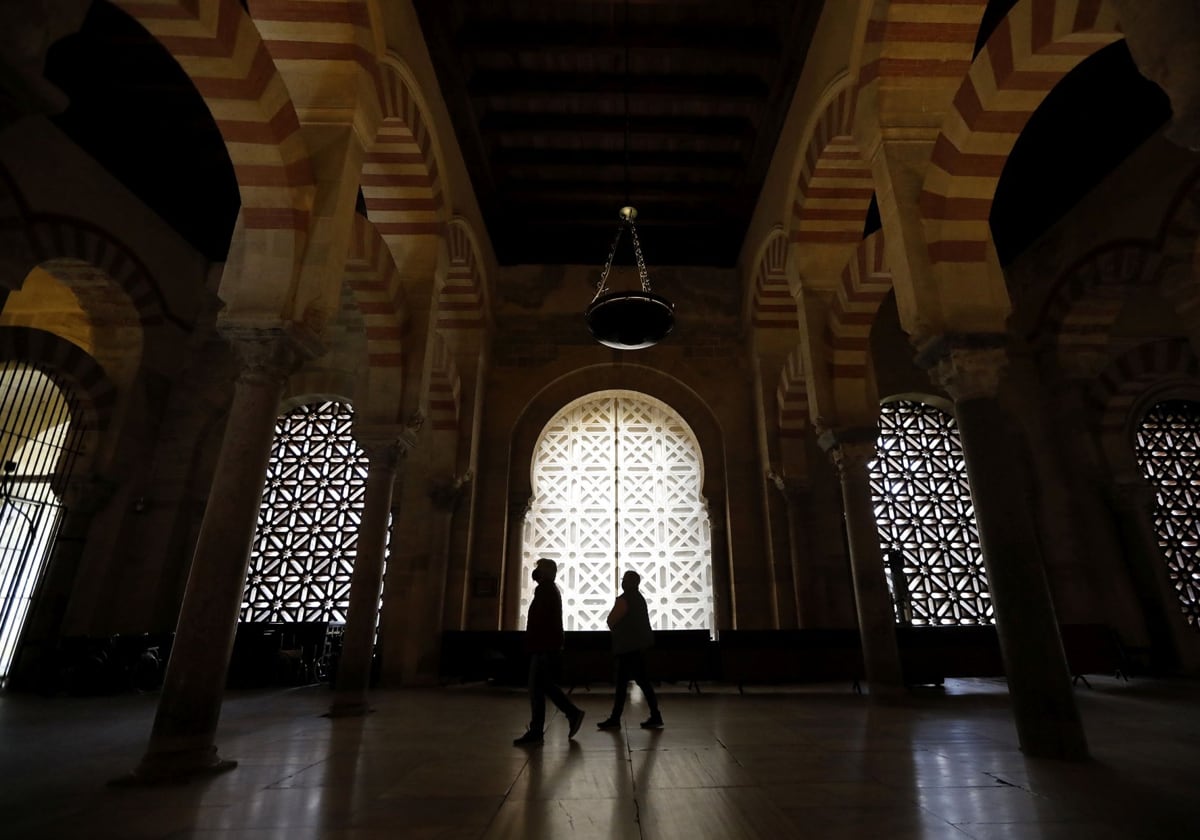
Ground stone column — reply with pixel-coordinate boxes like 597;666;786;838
122;328;312;782
1109;480;1200;672
328;434;407;716
768;472;812;627
1002;354;1102;623
401;472;473;681
923;336;1088;760
819;428;905;697
503;495;530;629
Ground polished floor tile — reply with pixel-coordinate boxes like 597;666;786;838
2;677;1199;839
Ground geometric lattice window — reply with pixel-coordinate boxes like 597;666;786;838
1133;399;1200;629
242;401;368;623
520;390;714;632
869;399;993;626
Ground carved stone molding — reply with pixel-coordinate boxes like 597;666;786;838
765;469;808;503
508;495;532;521
219;324;323;386
430;471;473;512
917;333;1009;402
817;426;878;480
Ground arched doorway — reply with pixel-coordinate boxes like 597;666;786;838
520;390;714;631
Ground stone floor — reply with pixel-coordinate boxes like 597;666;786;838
2;677;1198;839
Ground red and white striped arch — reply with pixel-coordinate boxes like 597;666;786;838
361;60;446;277
427;331;460;433
1160;170;1200;311
248;0;379;115
1089;337;1200;472
749;230;794;329
827;231;893;383
776;345;810;439
115;0;315;236
0;326;116;432
344;214;408;422
789;86;874;251
918;0;1122;272
25;216;169;329
860;0;987;91
1032;244;1160;366
439;219;487;329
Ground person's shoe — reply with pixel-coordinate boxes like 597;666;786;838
640;714;664;729
596;717;621;730
513;730;543;746
567;707;586;738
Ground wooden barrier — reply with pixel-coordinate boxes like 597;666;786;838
439;624;1129;691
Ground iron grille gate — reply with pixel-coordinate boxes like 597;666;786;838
0;361;85;684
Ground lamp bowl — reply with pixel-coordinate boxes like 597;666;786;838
585;291;675;350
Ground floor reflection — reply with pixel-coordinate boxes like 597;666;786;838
2;677;1198;839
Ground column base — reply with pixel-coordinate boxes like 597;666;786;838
110;745;237;786
325;696;374;718
864;682;909;704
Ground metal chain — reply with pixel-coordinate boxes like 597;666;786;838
593;222;626;302
593;215;652;301
627;218;651;292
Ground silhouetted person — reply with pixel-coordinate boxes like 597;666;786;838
597;571;663;730
513;558;586;746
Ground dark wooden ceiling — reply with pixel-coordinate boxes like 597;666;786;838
413;0;826;267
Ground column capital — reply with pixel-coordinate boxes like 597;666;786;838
765;469;808;502
508;494;531;520
353;423;418;465
817;426;878;478
219;323;323;384
916;332;1009;401
430;471;473;512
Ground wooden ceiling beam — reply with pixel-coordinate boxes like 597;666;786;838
490;147;747;170
479;112;754;137
467;70;768;99
454;22;781;54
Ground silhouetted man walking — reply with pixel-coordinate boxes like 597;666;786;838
514;558;585;746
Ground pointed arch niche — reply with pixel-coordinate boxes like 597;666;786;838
519;390;715;632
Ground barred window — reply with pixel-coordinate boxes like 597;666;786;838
1133;399;1200;629
869;399;993;626
521;390;714;632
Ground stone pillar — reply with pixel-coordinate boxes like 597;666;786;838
1113;0;1200;150
122;328;312;782
819;428;905;697
328;434;407;716
1002;354;1102;624
401;472;473;681
768;472;812;627
1109;480;1200;672
503;495;530;629
923;336;1088;760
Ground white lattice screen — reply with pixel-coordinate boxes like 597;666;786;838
521;391;714;631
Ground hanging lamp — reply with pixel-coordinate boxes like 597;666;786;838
585;206;675;349
583;0;675;350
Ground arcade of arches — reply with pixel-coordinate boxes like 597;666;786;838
2;0;1200;796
